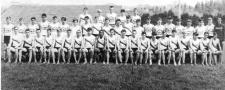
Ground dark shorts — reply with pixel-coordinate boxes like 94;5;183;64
54;47;60;50
156;36;161;39
132;48;138;52
36;47;41;52
4;36;10;45
93;34;99;37
146;36;152;39
126;35;131;37
166;35;171;38
208;36;213;39
45;46;51;49
97;48;104;54
23;47;30;53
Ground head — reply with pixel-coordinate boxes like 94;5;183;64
97;9;102;16
83;7;88;14
213;32;218;39
198;19;204;26
208;17;213;24
133;8;138;15
132;30;137;37
99;30;104;37
105;17;109;24
116;19;121;26
109;6;114;13
67;29;71;36
136;19;141;26
72;18;79;25
61;17;66;23
167;16;173;24
152;32;157;39
14;26;19;34
41;13;47;21
172;30;177;36
53;16;57;23
157;17;162;25
87;28;93;35
19;18;24;24
217;18;222;24
126;15;131;22
121;9;125;16
31;17;36;24
187;19;192;26
182;31;187;38
6;17;11;24
141;32;147;38
36;29;41;36
94;16;98;23
193;32;198;39
57;29;61;35
204;32;209;39
121;29;126;37
76;30;82;37
84;16;89;23
25;29;30;36
146;17;151;23
110;28;115;35
176;19;181;25
47;29;51;35
162;31;166;38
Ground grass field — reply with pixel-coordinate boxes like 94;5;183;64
2;61;225;90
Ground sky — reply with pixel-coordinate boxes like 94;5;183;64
1;0;215;7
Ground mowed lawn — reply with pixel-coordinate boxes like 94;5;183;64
2;61;225;90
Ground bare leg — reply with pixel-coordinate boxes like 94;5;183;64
125;51;129;65
28;49;32;63
83;50;87;64
139;51;143;65
90;50;94;64
73;51;77;63
57;49;61;64
149;51;152;65
162;51;165;65
52;51;56;64
130;52;133;64
14;49;19;63
40;49;43;63
33;49;37;63
158;51;161;65
7;49;11;63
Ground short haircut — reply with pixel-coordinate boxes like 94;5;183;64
25;29;30;32
53;16;57;19
133;8;138;11
126;15;131;19
84;16;89;19
121;29;126;32
105;17;109;20
6;17;11;20
67;29;71;31
142;31;146;35
36;29;41;31
193;32;199;36
42;13;47;17
121;9;125;13
110;28;115;32
61;17;66;21
109;6;113;8
187;19;192;22
73;18;78;22
204;32;209;35
116;19;121;22
84;7;88;10
87;28;92;31
162;31;166;34
172;30;177;33
31;17;36;20
136;19;141;23
47;28;51;32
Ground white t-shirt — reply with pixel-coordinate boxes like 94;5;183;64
102;25;112;37
106;13;117;25
28;24;39;36
164;23;175;36
114;25;124;36
133;26;144;37
59;23;70;36
97;16;105;24
183;26;195;39
70;25;82;36
175;25;184;37
143;24;154;37
131;15;141;24
84;35;95;48
79;14;92;25
18;24;27;34
11;33;22;47
154;25;165;37
39;21;50;36
118;36;128;49
206;24;215;36
124;22;134;36
195;26;206;38
118;15;126;23
3;24;14;36
82;23;92;36
92;23;103;35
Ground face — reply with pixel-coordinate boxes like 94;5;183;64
172;32;176;36
116;21;121;26
53;17;57;22
67;30;71;35
83;9;88;13
121;12;125;15
110;30;115;35
137;22;141;26
61;19;65;23
208;18;212;24
88;30;92;35
152;35;156;39
187;22;192;26
74;21;78;25
14;28;18;33
183;33;186;37
31;19;36;24
204;33;209;38
177;21;181;25
109;8;114;12
126;18;131;22
36;30;41;35
84;18;89;22
26;31;30;36
19;20;23;24
132;31;137;36
42;16;46;21
168;19;173;23
162;33;166;37
134;10;138;14
146;19;151;23
213;34;218;38
142;34;146;38
47;30;51;35
99;31;104;36
121;31;126;36
57;30;61;34
193;35;197;39
199;21;204;26
105;19;109;24
218;18;222;23
98;12;102;15
157;20;162;24
6;18;11;23
77;31;81;36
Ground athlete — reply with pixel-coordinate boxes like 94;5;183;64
81;16;93;36
7;27;22;63
179;32;191;65
189;32;201;65
2;17;14;61
72;30;83;64
209;32;222;65
49;16;60;37
131;8;141;24
159;31;171;65
150;32;161;65
106;6;117;27
118;9;126;23
206;17;215;38
59;17;70;37
94;30;107;64
183;19;195;39
133;19;144;37
114;19;124;36
52;29;64;64
62;29;73;64
83;28;95;64
117;30;129;65
164;16;175;37
129;30;140;65
39;13;50;37
44;29;53;64
79;7;93;25
195;19;206;39
92;16;103;36
123;15;133;36
168;30;181;66
153;17;165;38
33;29;44;63
28;17;39;37
143;17;154;39
200;32;211;66
18;29;33;63
96;9;105;24
18;18;27;35
71;18;82;37
175;19;184;38
139;32;150;65
106;29;118;64
102;18;112;37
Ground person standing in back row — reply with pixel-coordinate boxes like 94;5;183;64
214;17;225;48
79;7;93;25
106;6;117;27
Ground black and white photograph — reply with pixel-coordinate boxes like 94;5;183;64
1;0;225;89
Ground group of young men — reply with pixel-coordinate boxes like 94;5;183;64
2;6;224;66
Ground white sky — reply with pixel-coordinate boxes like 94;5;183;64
1;0;214;7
